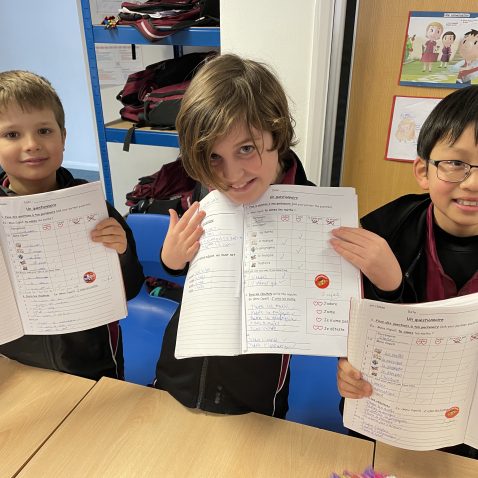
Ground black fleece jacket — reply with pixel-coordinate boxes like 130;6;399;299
0;167;144;380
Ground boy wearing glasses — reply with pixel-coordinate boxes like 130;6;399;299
331;85;478;459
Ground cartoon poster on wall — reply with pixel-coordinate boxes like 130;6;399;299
386;96;442;162
400;11;478;88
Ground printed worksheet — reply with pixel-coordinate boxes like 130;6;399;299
0;182;127;344
175;185;361;359
344;294;478;451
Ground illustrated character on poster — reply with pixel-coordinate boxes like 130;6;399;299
395;116;416;143
403;34;416;63
421;21;443;72
439;31;456;68
450;29;478;84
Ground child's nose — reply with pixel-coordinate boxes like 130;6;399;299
23;134;41;151
221;159;242;182
460;167;478;190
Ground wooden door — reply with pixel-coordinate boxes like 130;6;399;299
341;0;474;217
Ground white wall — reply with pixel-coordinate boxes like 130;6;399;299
221;0;335;184
0;0;100;171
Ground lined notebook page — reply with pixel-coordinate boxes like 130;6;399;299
0;246;23;344
175;191;244;358
344;294;478;451
0;182;127;335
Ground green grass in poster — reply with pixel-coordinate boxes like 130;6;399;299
400;60;459;84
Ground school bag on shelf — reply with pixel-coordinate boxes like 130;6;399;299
116;51;215;150
125;158;208;215
117;0;220;42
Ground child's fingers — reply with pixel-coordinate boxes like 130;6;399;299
168;203;205;242
92;224;124;238
177;202;203;227
338;382;368;399
337;358;372;397
92;230;127;253
167;209;180;231
94;217;119;230
329;238;363;266
182;205;206;235
338;357;362;380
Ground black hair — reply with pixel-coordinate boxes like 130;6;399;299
442;31;455;40
417;86;478;159
464;29;478;38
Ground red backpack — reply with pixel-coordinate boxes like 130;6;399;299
117;0;219;42
116;51;214;150
125;159;208;215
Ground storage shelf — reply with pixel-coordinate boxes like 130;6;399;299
81;0;220;203
105;120;179;148
93;25;220;47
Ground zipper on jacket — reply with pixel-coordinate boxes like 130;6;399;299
404;248;422;302
196;357;209;408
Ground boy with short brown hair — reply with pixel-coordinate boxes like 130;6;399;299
0;70;144;380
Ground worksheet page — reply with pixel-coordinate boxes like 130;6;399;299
344;294;478;451
175;191;244;358
176;185;360;359
242;185;360;356
0;182;127;335
0;247;23;344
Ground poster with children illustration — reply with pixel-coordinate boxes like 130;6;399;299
400;11;478;88
386;96;441;162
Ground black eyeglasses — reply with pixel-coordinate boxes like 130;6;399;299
427;159;478;183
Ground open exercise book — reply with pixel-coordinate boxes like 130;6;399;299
344;293;478;451
0;182;127;345
175;184;361;359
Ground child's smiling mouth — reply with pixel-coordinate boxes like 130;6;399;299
229;178;255;191
23;157;48;165
454;198;478;208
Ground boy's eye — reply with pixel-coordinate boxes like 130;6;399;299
4;131;19;139
38;128;52;135
240;145;255;154
443;160;466;170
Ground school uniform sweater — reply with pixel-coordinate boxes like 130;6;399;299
0;167;144;380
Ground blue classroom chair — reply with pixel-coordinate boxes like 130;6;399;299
122;213;184;386
286;355;347;434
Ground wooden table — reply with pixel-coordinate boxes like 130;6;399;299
374;442;478;478
18;377;374;477
0;357;94;477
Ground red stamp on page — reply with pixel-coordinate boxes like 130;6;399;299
445;406;460;419
83;271;96;284
314;274;330;289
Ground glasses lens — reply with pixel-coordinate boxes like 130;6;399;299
437;161;468;182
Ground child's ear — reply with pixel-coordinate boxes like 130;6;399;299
62;128;67;149
413;157;429;190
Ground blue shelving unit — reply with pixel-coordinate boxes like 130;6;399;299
93;25;220;46
105;124;180;148
80;0;220;203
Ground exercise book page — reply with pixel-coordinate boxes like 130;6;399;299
344;294;478;451
175;191;244;358
242;185;360;356
0;244;23;344
0;182;127;335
